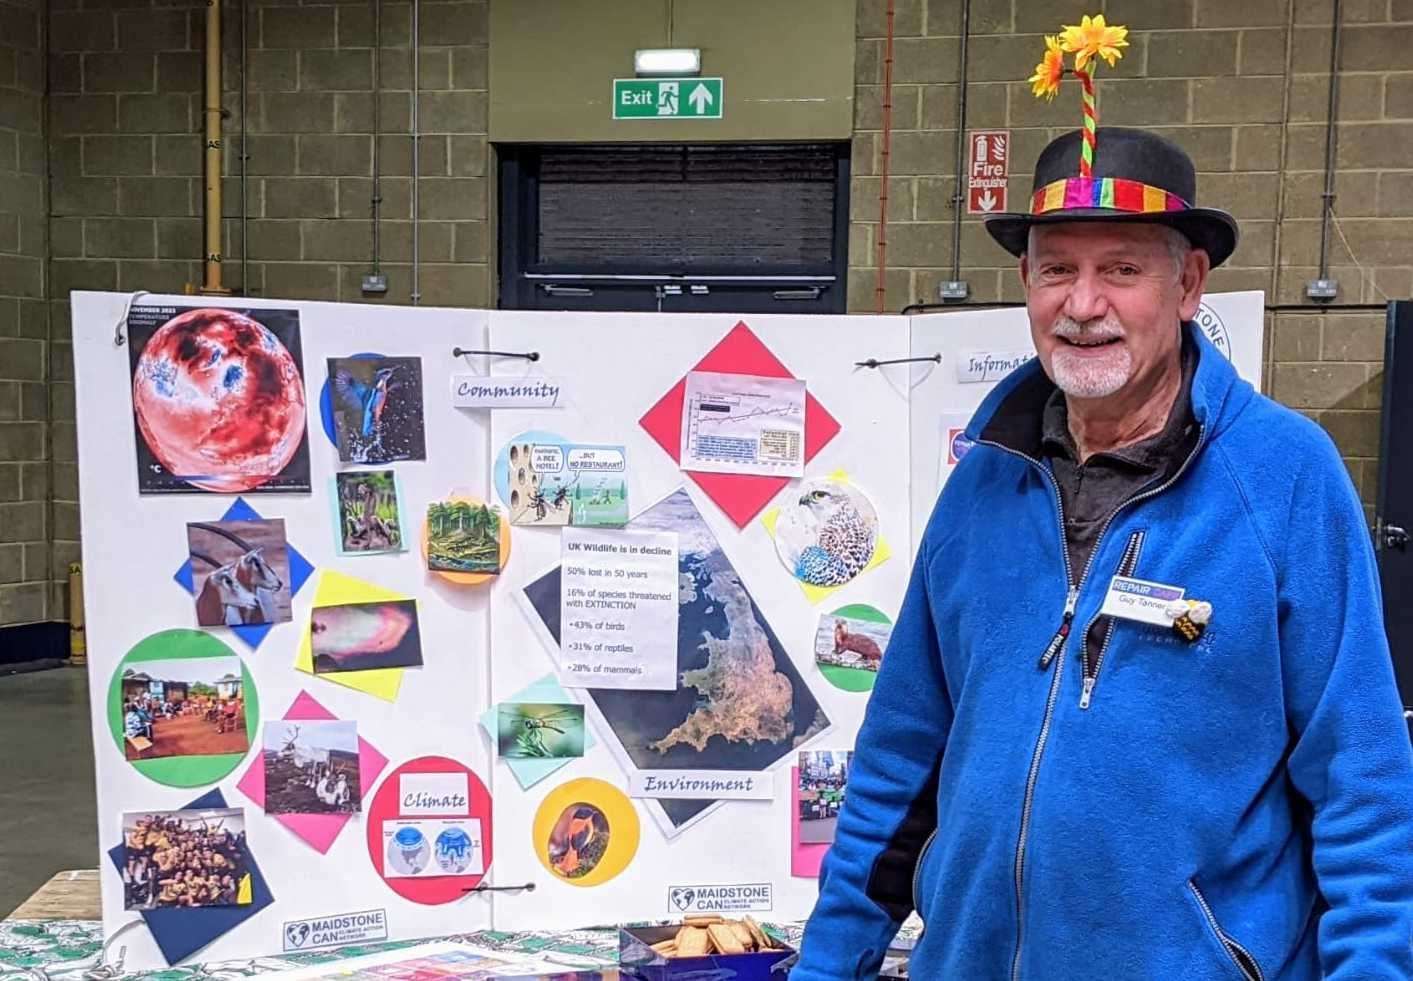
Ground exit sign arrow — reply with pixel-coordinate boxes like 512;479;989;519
688;83;713;115
613;77;724;120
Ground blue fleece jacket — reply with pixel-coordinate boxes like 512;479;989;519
795;323;1413;980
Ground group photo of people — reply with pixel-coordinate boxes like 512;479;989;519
120;657;249;761
120;808;253;910
798;750;852;845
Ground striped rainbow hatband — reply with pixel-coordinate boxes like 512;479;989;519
1031;176;1189;216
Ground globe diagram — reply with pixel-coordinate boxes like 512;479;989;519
132;308;306;492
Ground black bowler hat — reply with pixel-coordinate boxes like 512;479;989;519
983;127;1240;268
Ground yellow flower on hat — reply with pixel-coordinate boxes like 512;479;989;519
1028;35;1065;101
1059;13;1129;71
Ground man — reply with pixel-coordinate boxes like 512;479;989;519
795;128;1413;979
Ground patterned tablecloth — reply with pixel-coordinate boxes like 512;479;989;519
0;918;913;979
0;920;623;979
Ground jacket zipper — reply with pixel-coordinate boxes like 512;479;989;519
977;424;1205;981
1074;425;1206;710
911;827;939;914
1079;530;1145;709
972;438;1074;981
1188;880;1265;981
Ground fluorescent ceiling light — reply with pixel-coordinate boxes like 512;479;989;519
634;48;701;77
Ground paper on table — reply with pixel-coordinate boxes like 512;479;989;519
638;321;842;527
235;690;388;854
478;675;596;789
293;570;406;702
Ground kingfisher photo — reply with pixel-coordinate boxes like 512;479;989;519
328;356;426;465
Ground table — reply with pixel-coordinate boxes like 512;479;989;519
7;870;101;921
1;870;915;978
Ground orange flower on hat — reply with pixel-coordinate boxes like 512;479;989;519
1028;35;1065;101
1059;13;1128;71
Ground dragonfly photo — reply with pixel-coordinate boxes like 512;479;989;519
496;703;586;759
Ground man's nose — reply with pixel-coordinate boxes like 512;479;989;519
1062;271;1109;323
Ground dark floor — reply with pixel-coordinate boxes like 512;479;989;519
0;666;97;917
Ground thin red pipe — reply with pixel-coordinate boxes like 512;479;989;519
874;0;895;314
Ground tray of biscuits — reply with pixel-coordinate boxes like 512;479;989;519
619;916;795;978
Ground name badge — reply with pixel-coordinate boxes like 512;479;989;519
1100;575;1186;627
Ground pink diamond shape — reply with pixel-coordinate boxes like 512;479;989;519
236;690;388;854
639;321;842;527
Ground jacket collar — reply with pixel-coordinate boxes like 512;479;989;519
968;320;1252;459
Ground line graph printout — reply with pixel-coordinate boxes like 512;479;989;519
680;371;807;477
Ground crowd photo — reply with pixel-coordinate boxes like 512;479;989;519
120;657;249;761
121;808;253;910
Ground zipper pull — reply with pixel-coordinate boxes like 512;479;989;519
1080;676;1095;710
1038;587;1080;670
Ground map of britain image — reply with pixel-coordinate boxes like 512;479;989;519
523;487;831;831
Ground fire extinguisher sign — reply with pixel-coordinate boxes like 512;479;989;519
966;130;1010;215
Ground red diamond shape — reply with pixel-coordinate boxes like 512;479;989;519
639;321;841;527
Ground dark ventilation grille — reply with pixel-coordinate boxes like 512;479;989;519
535;144;839;268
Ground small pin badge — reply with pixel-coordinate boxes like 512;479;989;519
1165;599;1212;642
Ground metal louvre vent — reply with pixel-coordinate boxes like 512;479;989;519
535;144;839;268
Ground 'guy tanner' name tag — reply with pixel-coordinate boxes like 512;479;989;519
1100;575;1185;626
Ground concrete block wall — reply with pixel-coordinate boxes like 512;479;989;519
0;0;50;626
851;0;1403;510
4;0;1403;633
39;0;490;629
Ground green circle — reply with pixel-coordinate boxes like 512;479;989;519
819;604;893;693
107;629;260;788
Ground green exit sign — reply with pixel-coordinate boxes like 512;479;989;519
613;78;724;120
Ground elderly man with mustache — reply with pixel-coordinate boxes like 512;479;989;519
794;128;1413;981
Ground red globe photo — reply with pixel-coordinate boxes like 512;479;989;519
131;308;309;493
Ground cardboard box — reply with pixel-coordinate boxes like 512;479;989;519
619;926;796;979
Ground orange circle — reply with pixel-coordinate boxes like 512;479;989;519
419;497;511;585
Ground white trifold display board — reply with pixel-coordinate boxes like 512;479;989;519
73;292;495;969
69;291;1264;968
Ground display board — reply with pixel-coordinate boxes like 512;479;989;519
71;290;1263;967
908;291;1267;543
73;292;495;970
485;313;911;930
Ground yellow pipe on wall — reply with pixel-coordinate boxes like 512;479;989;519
201;0;229;295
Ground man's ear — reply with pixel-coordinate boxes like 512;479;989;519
1176;247;1211;321
1019;254;1030;290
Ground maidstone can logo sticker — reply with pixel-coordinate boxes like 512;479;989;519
669;883;773;914
1194;302;1232;361
282;908;388;951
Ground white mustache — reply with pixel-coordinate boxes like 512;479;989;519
1050;316;1125;342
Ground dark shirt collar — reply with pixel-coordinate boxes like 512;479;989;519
1040;335;1198;472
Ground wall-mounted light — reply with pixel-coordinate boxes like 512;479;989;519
634;48;701;77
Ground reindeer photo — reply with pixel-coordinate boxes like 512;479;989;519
186;519;293;627
261;720;362;815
